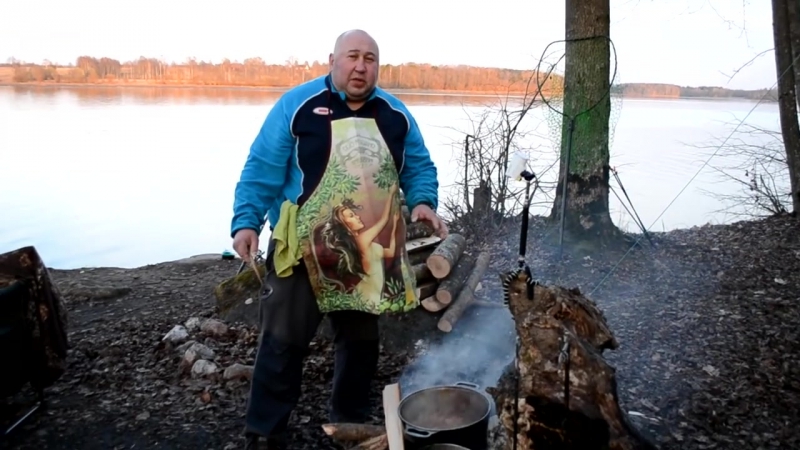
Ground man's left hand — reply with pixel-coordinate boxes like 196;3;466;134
411;204;448;239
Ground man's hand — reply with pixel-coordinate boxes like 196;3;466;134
233;229;260;263
411;204;448;239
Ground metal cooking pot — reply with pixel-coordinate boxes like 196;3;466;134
398;381;491;450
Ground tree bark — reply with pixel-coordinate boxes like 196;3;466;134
437;251;491;332
426;233;467;279
487;269;656;450
774;0;800;212
550;0;622;245
435;253;475;304
786;0;800;111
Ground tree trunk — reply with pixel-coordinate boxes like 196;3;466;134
550;0;622;246
487;269;656;450
787;0;800;111
776;0;800;212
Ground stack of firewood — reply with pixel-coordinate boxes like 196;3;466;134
401;197;492;333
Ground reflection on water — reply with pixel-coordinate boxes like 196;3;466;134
5;84;509;107
0;85;783;269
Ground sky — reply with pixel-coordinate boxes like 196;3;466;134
0;0;778;90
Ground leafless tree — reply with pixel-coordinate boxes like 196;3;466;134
438;69;562;236
697;122;791;218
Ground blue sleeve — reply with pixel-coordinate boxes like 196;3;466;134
399;113;439;211
230;98;294;238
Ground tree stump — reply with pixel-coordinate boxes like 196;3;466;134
487;268;657;450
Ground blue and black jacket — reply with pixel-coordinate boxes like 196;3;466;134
230;74;439;237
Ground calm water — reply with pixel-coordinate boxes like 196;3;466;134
0;85;782;269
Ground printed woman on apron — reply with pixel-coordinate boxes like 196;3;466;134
230;29;445;449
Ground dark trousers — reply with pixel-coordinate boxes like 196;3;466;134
244;242;380;438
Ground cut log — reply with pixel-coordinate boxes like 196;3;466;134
421;296;448;312
322;423;386;442
406;221;435;241
426;233;467;279
437;251;490;333
411;263;434;284
347;433;388;450
382;383;404;450
408;248;435;266
486;269;657;450
435;254;475;305
416;281;438;301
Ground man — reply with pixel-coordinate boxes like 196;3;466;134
230;29;445;449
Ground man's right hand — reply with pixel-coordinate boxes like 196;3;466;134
233;229;260;263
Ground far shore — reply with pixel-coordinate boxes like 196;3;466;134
0;80;771;102
0;80;536;98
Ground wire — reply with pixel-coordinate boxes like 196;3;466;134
588;51;799;297
534;35;619;121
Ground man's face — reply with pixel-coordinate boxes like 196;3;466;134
329;33;379;101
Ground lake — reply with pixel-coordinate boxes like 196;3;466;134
0;85;783;269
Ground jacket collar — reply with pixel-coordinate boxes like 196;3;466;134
326;73;378;102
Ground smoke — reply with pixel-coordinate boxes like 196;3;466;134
397;295;517;396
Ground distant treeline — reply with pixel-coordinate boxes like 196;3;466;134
0;56;775;99
0;56;559;94
615;83;777;100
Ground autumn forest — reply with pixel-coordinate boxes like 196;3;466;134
0;55;776;100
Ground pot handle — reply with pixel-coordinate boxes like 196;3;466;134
454;381;480;390
404;426;435;439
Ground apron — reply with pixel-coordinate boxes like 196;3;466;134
295;115;419;315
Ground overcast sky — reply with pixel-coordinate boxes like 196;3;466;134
0;0;777;90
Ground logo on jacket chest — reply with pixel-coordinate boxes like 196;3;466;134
336;136;384;167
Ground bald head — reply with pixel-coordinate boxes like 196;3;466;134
329;29;380;105
333;29;379;59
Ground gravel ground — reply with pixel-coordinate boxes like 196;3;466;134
2;213;798;450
